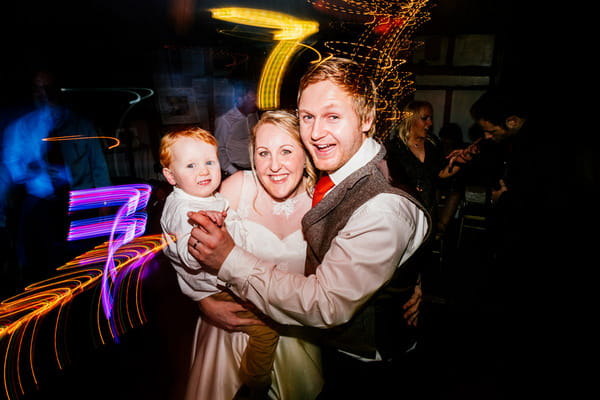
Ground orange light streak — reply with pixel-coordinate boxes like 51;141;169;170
42;134;121;150
0;234;167;400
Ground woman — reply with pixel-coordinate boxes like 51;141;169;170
184;110;323;400
386;100;462;235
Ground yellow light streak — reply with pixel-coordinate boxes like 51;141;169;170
210;7;319;110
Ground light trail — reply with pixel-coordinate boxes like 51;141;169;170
311;0;432;140
210;7;319;110
0;184;165;400
42;134;121;150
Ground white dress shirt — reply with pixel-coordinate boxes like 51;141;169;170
214;107;246;175
218;138;429;327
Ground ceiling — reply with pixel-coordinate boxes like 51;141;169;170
1;0;536;102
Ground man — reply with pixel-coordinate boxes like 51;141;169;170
187;58;430;397
2;69;112;283
449;90;560;264
449;90;570;396
213;81;258;177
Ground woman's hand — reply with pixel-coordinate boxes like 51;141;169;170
446;138;482;168
197;294;264;332
402;283;422;327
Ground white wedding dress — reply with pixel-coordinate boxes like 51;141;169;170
185;171;323;400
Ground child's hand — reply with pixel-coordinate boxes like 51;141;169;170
198;210;226;227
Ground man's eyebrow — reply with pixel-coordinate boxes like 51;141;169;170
298;103;338;113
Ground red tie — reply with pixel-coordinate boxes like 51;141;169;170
312;174;334;206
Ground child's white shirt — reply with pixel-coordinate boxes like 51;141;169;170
160;186;246;301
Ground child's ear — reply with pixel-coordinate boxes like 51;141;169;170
162;167;177;186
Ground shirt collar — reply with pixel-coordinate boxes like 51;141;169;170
329;137;380;185
173;186;221;202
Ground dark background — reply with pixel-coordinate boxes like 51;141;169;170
0;0;542;103
0;1;568;399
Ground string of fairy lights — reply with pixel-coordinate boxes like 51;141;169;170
316;0;432;140
211;1;431;139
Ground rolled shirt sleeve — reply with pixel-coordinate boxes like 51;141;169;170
218;193;429;327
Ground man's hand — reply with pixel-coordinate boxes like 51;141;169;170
490;179;508;205
198;295;264;332
402;283;422;327
446;137;482;168
187;211;235;274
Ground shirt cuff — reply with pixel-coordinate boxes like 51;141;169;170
217;245;259;293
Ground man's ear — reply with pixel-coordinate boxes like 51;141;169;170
163;167;177;186
505;115;519;129
361;112;375;134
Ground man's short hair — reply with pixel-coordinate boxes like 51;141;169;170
298;57;377;136
470;90;528;128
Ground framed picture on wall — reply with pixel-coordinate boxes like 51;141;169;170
453;34;495;67
157;88;201;125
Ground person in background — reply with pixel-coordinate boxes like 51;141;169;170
447;90;558;258
2;68;111;283
226;110;259;171
436;122;467;239
186;57;430;399
181;112;324;400
447;89;569;396
214;81;258;177
384;101;466;307
385;100;463;233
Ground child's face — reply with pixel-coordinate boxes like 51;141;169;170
163;137;221;198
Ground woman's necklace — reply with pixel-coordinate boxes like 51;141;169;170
272;196;298;217
408;137;424;148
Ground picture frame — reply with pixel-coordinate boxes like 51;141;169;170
157;88;201;125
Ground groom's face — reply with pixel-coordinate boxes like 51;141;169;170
298;80;370;174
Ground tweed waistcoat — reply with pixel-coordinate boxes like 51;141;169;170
301;146;431;359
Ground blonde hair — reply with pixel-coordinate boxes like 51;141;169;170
297;57;377;136
159;126;217;168
396;100;435;145
250;109;316;195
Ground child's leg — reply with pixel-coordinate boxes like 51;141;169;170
210;291;279;390
237;314;279;390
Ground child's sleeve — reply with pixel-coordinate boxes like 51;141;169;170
161;201;221;301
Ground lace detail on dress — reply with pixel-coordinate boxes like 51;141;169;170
272;197;298;217
236;170;311;240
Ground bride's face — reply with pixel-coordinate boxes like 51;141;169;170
253;123;305;201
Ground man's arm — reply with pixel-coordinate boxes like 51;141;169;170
188;194;428;328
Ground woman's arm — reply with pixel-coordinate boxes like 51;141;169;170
438;162;461;179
